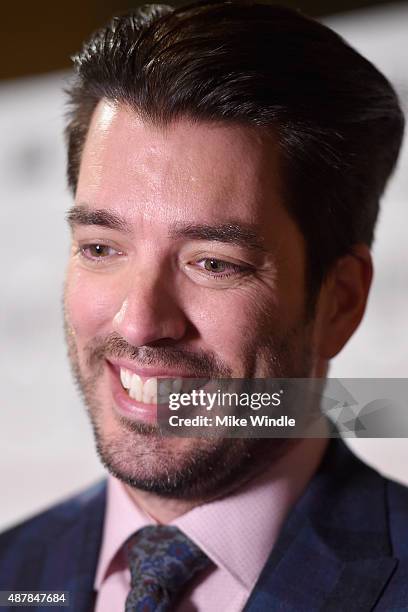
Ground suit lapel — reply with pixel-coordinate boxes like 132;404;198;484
40;481;106;612
244;439;397;611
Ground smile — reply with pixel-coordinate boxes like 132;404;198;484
119;367;185;405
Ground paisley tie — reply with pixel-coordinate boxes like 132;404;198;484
124;525;212;612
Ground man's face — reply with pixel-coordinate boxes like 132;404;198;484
64;100;320;500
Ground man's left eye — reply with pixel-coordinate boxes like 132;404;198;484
80;244;120;260
196;258;246;276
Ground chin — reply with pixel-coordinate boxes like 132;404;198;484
92;416;291;501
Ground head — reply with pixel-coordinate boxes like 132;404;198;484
63;1;404;501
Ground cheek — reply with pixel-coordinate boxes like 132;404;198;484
64;265;122;341
188;271;302;371
187;288;275;364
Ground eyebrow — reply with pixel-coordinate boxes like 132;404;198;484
169;223;267;253
66;205;132;234
67;204;267;253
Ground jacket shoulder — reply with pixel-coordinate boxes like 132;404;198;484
386;478;408;556
371;478;408;610
0;480;106;563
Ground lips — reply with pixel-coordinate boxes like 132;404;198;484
106;361;159;424
105;358;213;425
105;359;202;424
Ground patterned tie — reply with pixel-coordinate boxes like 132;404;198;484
124;525;212;612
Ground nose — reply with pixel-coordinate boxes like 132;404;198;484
112;268;189;346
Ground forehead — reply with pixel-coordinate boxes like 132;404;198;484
76;100;293;235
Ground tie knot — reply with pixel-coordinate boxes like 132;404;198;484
125;525;211;612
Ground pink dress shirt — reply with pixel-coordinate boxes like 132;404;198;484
94;437;328;612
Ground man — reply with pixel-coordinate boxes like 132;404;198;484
0;1;406;610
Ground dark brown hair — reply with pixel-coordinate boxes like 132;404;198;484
65;0;404;303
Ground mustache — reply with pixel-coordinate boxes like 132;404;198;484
85;333;232;378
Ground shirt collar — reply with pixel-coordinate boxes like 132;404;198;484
173;437;327;591
94;475;154;589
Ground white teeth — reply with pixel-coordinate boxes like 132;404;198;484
142;378;157;404
129;374;143;402
159;379;173;394
158;379;172;403
120;368;132;390
172;378;183;392
119;368;193;405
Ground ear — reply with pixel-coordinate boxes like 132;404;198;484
313;244;373;360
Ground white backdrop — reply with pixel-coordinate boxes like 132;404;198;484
0;3;407;530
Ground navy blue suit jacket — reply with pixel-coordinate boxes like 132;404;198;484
1;439;408;611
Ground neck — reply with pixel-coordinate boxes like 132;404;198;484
124;486;197;523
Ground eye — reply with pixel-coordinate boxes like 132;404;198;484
196;258;248;278
79;243;122;261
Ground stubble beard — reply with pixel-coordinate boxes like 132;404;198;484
64;316;315;503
